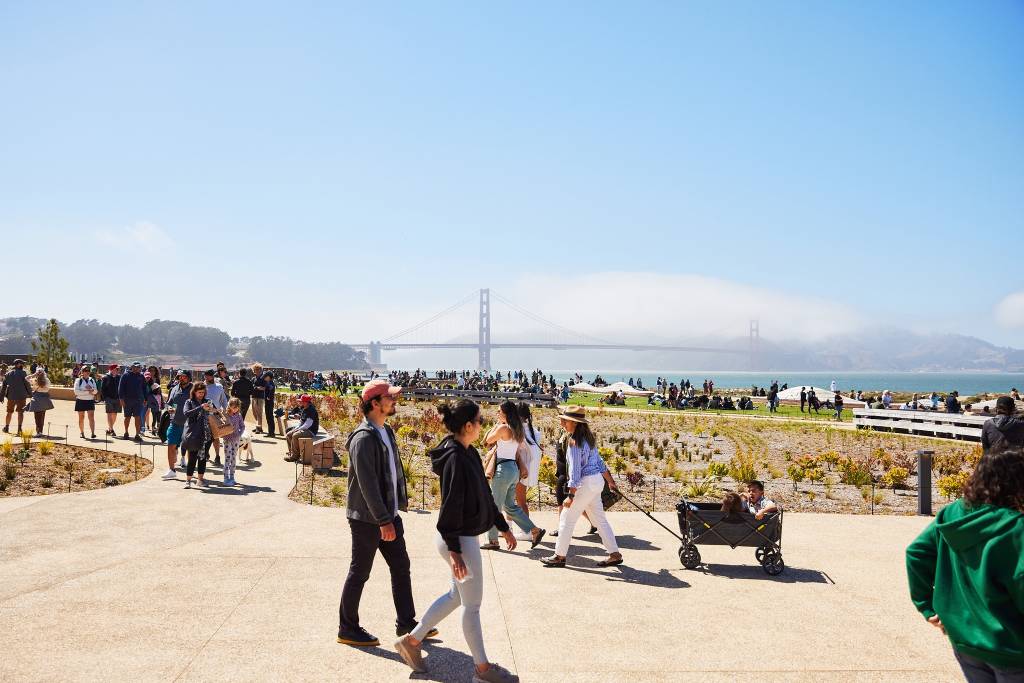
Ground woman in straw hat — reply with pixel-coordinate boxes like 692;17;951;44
541;405;623;568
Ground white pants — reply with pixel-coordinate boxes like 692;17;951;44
555;473;619;557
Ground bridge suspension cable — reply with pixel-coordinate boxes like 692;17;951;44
379;290;477;343
489;290;617;346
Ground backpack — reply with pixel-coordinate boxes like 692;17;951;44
157;409;172;442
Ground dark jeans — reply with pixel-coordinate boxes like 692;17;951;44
239;398;251;421
955;650;1024;683
265;401;275;437
185;449;206;478
339;515;415;635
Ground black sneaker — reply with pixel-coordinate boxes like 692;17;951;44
337;627;379;647
133;434;143;443
396;623;439;639
122;432;130;440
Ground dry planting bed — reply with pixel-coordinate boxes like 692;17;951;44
0;436;153;497
290;397;979;514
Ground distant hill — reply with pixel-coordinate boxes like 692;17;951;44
0;317;369;370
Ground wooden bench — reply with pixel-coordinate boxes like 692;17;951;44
852;408;986;441
404;387;558;408
288;418;337;469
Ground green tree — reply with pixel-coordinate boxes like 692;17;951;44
31;319;71;386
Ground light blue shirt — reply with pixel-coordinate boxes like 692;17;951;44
567;440;607;489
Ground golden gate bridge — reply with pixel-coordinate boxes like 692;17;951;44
345;289;759;371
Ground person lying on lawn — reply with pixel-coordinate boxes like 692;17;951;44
742;480;779;520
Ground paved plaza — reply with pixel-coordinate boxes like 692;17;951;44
0;401;960;682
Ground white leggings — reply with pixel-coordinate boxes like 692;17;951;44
410;533;487;665
555;473;619;557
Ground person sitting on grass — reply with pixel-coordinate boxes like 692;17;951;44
742;480;778;520
906;448;1024;681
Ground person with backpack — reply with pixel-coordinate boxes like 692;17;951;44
906;448;1024;680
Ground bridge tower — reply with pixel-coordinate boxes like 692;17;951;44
749;320;760;370
368;341;382;366
478;289;492;371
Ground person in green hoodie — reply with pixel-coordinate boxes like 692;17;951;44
906;448;1024;681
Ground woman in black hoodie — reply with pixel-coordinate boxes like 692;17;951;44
394;400;519;683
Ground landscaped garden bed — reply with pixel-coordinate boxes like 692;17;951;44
0;434;153;497
289;396;980;514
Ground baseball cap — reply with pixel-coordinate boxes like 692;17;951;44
299;394;313;403
177;368;192;378
109;363;119;370
131;361;142;368
361;379;401;402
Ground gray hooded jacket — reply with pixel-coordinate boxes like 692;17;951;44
345;418;408;525
981;415;1024;454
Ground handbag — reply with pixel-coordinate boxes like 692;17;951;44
208;411;235;439
601;481;622;510
483;445;497;479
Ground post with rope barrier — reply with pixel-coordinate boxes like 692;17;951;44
309;466;315;505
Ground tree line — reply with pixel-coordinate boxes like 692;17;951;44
0;317;368;370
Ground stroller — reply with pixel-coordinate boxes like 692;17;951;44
618;493;786;576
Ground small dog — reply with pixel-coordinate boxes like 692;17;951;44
238;429;255;464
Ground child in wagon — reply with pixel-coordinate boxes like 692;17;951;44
742;480;779;520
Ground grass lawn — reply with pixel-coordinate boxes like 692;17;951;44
563;393;854;422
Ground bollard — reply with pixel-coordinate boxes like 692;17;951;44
917;450;934;516
310;468;315;505
421;476;426;510
652;479;657;512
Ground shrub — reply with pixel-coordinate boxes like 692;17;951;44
330;484;346;502
12;448;30;465
0;478;5;492
3;462;16;481
19;431;33;448
682;476;721;499
0;440;12;457
611;456;628;474
706;462;728;477
937;472;969;499
41;475;54;488
727;452;757;483
538;456;557;489
625;470;646;491
881;466;909;492
429;480;440;497
38;441;54;456
838;457;873;486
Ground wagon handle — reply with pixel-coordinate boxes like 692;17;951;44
616;491;686;543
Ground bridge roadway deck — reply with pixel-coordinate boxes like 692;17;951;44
0;400;959;682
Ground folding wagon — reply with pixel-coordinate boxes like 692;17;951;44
618;494;786;576
676;500;785;575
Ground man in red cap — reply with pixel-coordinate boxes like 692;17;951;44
284;394;320;462
338;379;436;647
99;364;122;437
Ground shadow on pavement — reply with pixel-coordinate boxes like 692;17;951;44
565;563;690;589
346;640;480;682
198;483;277;496
699;563;835;584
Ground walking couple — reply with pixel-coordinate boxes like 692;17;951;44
338;381;517;683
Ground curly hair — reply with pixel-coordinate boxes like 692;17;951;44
963;449;1024;512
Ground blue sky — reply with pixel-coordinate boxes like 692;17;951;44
1;2;1022;358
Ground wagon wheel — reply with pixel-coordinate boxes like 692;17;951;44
679;545;701;569
755;545;771;565
762;553;785;576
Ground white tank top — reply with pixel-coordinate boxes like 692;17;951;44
496;437;519;462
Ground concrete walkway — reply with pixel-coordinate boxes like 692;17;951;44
0;401;961;681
